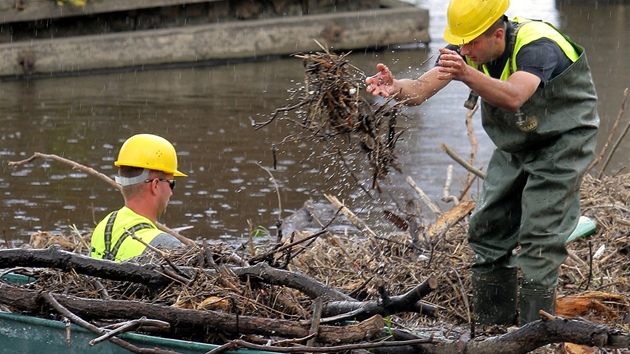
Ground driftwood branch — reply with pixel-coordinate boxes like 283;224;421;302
0;284;384;344
8;152;197;248
320;277;438;322
405;176;442;216
0;246;172;287
90;317;170;346
231;261;354;302
0;247;352;301
586;87;628;176
324;194;378;238
598;88;630;178
41;292;178;354
440;143;486;180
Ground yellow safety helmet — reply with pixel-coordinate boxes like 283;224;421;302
443;0;510;45
114;134;187;177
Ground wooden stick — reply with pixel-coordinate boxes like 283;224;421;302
306;297;323;348
40;292;177;354
587;87;627;176
323;194;377;238
90;317;170;346
463;103;480;201
440;143;486;180
8;152;118;189
8;152;197;248
441;165;459;204
405;176;441;216
598;89;630;178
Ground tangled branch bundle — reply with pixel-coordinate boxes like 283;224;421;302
256;44;409;191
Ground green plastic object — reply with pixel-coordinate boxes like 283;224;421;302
566;216;597;244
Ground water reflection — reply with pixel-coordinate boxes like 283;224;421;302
0;1;628;245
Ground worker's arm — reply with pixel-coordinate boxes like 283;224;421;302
365;63;451;106
436;48;540;112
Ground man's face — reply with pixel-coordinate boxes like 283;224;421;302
156;173;175;217
459;31;501;65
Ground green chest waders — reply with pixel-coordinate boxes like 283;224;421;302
469;48;599;325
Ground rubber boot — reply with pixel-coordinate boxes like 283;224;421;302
519;286;556;325
471;267;518;326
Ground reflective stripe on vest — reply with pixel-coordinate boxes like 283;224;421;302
102;210;154;261
91;206;162;261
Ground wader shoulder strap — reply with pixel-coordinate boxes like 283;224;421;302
507;21;526;76
102;211;118;260
103;211;155;261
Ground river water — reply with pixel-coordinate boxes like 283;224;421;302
1;0;628;245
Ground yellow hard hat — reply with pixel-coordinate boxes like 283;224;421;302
114;134;187;177
443;0;510;45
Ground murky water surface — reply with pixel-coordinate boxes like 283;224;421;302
1;1;628;245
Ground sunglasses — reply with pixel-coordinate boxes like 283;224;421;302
145;178;175;190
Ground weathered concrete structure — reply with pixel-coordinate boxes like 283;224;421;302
0;0;430;78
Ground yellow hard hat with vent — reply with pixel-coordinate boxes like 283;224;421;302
443;0;510;45
114;134;187;177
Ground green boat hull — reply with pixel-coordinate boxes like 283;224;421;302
0;311;273;354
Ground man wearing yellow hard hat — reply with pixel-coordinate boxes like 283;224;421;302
366;0;599;326
90;134;188;261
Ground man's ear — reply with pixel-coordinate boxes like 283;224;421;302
147;178;159;196
494;27;505;42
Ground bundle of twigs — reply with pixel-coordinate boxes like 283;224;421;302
254;42;407;192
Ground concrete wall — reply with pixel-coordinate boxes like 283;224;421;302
0;1;430;78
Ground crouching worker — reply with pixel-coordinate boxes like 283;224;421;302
91;133;187;261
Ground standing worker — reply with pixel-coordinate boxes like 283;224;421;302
90;133;188;261
366;0;599;326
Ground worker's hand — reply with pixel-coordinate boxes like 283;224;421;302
436;48;470;82
365;63;396;97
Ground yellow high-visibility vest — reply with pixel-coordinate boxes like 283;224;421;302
467;17;580;80
90;206;162;261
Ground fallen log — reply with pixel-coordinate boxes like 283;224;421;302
0;246;171;288
0;247;353;302
0;247;436;327
4;282;626;353
220;316;630;354
231;261;354;302
0;283;384;344
321;277;438;321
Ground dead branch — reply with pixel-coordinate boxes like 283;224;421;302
1;284;385;344
7;152;197;248
599;88;630;178
41;292;178;354
251;45;408;190
324;194;378;239
320;277;438;322
587;87;628;176
440;143;486;180
0;246;172;287
462;104;480;201
442;165;459;204
231;261;353;302
198;317;630;354
405;176;442;216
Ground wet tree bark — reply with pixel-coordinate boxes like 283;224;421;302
0;283;384;344
0;246;171;287
0;247;435;317
320;277;439;321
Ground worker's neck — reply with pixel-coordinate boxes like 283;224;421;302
125;199;158;223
